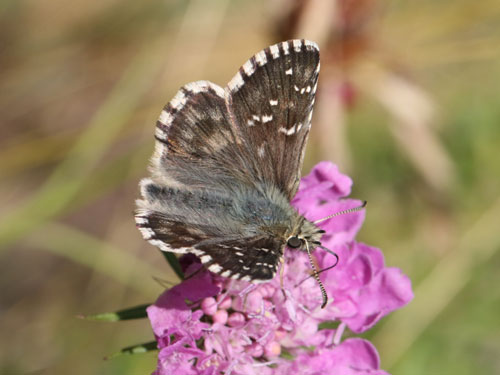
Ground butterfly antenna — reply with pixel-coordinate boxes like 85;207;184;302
313;200;367;224
305;241;328;309
295;245;339;287
317;245;339;271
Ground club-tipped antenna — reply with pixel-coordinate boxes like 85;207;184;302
313;200;367;225
305;241;328;309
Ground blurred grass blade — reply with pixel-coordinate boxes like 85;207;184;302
318;321;340;330
372;195;500;370
0;38;169;252
26;222;177;298
161;252;184;280
80;303;150;322
105;341;158;360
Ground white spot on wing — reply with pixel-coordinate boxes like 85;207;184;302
201;255;212;263
155;127;167;140
262;114;273;123
269;44;280;59
138;227;154;239
148;239;189;254
182;81;224;97
170;90;187;110
270;99;278;106
255;50;267;66
258;145;265;157
158;110;173;126
294;85;300;92
243;60;255;76
135;217;148;225
304;40;319;50
292;40;302;52
221;270;231;278
209;264;222;273
185;81;206;94
240;275;251;282
184;82;199;93
252;115;260;121
285;68;293;75
247;119;255;127
282;41;290;55
228;72;245;92
279;127;297;136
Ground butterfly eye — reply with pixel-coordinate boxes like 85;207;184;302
287;236;303;249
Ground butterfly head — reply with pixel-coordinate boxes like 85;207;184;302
286;215;324;251
282;216;332;308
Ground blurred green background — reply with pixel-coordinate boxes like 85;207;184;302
1;0;499;374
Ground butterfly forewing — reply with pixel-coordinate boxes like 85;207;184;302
152;81;252;190
227;39;320;199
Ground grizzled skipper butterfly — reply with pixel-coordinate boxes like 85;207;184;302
135;40;363;307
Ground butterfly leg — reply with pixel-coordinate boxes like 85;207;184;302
279;256;287;302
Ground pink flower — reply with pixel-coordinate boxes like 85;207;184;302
276;338;390;375
319;242;413;333
147;162;413;374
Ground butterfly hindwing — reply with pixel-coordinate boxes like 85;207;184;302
136;179;289;280
197;237;284;281
136;204;284;281
227;39;320;199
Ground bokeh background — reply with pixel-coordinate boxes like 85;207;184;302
1;0;499;374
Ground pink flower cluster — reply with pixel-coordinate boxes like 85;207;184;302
147;162;413;375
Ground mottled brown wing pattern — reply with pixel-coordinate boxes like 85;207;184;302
227;39;320;199
151;81;253;191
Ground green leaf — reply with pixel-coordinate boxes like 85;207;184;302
318;321;341;330
161;251;184;280
79;303;150;322
280;348;295;360
105;341;158;359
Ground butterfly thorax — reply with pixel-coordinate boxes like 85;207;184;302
247;181;323;251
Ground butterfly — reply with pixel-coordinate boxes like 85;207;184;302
135;39;330;304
